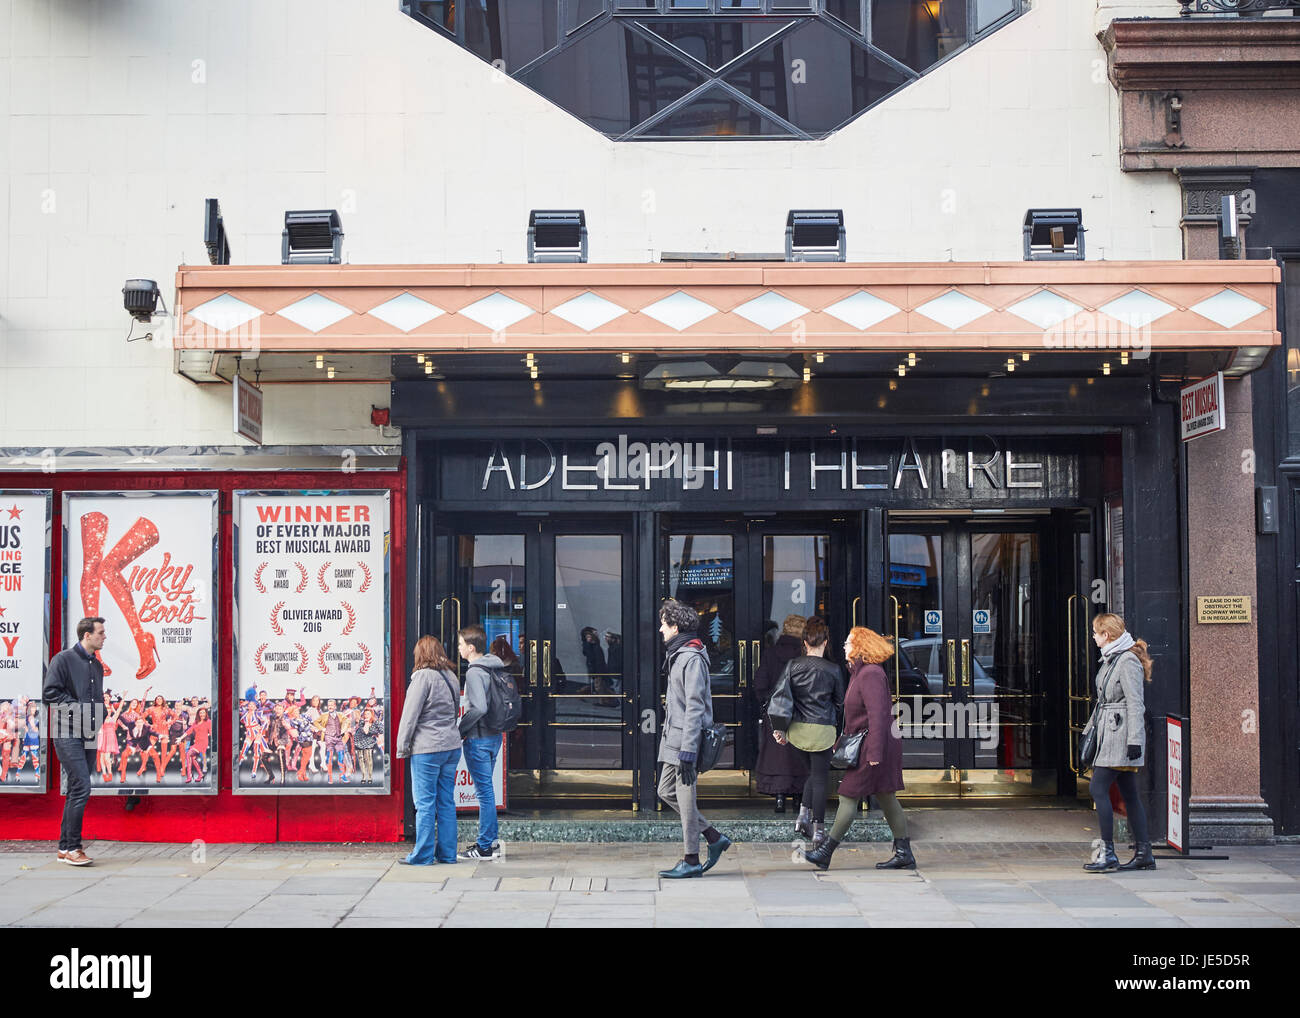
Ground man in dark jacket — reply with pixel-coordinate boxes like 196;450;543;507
656;599;732;879
42;617;106;866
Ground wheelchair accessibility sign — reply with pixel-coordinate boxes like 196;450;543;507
924;610;942;634
973;609;992;634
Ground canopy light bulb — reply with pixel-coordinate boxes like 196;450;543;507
1120;351;1129;365
815;352;825;364
525;352;535;367
1006;359;1016;372
1021;351;1030;362
416;353;425;364
326;365;335;380
1102;361;1111;376
530;366;539;380
620;352;631;364
897;364;906;377
907;352;916;367
424;361;433;375
802;367;811;383
315;354;324;369
888;379;897;391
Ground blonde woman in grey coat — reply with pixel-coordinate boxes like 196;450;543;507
1083;612;1156;873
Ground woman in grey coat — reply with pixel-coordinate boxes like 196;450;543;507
395;636;463;865
1083;612;1156;873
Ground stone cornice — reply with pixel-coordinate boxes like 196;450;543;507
1102;18;1300;89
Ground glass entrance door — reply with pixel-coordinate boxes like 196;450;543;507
887;516;1053;797
661;517;849;797
432;518;634;802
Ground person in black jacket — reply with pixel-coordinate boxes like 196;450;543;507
42;617;106;866
752;614;809;813
767;616;845;848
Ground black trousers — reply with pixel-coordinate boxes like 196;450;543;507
53;738;93;852
1090;766;1149;844
793;747;833;823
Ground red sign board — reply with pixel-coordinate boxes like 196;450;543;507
234;376;263;445
1179;372;1226;443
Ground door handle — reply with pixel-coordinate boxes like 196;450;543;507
439;595;462;666
529;639;538;691
946;639;957;688
750;640;761;687
851;596;861;628
738;640;747;692
889;594;901;699
961;638;971;688
542;639;551;690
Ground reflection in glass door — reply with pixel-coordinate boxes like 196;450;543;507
887;517;1052;797
663;519;845;797
433;518;633;802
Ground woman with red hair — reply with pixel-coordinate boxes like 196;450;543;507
804;626;911;871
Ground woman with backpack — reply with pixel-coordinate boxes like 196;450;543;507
1083;612;1157;873
396;636;463;865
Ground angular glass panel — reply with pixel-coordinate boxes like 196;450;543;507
638;85;793;137
639;18;793;70
872;0;969;73
414;0;455;35
519;21;706;135
567;0;605;32
976;0;1017;32
723;19;907;135
825;0;864;32
500;2;560;71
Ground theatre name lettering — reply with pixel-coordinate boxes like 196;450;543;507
479;437;1066;499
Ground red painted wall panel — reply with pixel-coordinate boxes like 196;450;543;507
0;467;407;844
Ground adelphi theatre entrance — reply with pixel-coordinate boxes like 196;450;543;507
418;434;1114;810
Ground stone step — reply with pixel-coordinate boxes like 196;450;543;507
454;813;893;843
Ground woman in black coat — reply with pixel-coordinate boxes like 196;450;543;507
751;615;809;812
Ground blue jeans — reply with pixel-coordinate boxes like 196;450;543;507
407;749;460;864
53;738;93;852
463;736;501;850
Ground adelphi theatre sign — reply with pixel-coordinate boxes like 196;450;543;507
448;436;1080;506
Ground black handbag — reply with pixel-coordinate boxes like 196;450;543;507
830;730;866;770
1078;709;1100;771
697;722;731;773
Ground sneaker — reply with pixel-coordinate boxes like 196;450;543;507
457;842;502;861
58;849;93;867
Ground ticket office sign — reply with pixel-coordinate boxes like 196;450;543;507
0;491;51;792
233;492;391;794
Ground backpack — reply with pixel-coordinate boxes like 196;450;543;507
482;665;523;733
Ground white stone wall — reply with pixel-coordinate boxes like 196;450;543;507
0;0;1183;448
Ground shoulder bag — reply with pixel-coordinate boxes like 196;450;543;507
830;729;866;770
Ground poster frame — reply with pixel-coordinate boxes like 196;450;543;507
232;489;391;795
0;489;52;793
62;489;220;796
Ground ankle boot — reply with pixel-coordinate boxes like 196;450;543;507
811;822;826;848
794;805;813;840
804;835;839;871
1116;841;1157;872
1083;840;1119;872
774;794;786;814
876;838;916;870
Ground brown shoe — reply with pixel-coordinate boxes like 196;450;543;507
59;849;93;867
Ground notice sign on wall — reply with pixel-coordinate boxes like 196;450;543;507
1195;595;1251;625
64;492;219;795
0;491;50;793
233;492;390;794
1180;372;1226;443
1167;717;1185;854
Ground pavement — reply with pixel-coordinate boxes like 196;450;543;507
3;809;1298;927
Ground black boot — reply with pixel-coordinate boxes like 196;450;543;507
794;805;813;840
876;838;916;870
1083;841;1119;872
811;822;826;849
1116;841;1157;872
804;835;839;871
774;794;786;814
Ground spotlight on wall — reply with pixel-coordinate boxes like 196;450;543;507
1023;209;1084;261
203;198;232;265
527;210;587;263
282;209;343;264
785;210;846;263
123;279;164;323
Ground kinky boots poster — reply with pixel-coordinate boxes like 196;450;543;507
63;492;219;795
0;491;51;793
232;492;391;794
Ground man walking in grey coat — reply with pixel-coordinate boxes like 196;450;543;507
656;599;732;879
